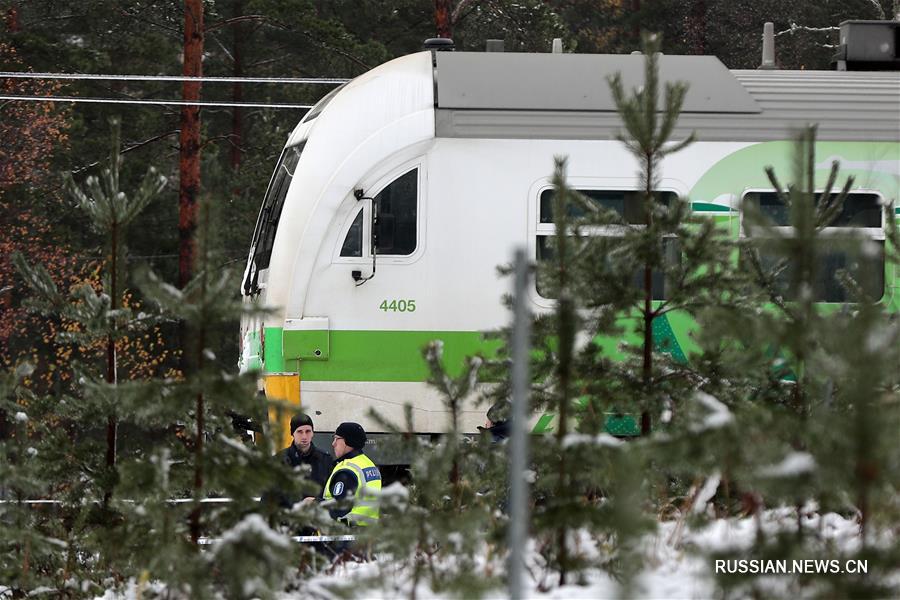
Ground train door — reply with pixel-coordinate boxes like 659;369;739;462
297;159;432;434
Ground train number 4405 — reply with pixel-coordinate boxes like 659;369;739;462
380;299;416;312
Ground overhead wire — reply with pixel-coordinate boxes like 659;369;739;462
1;72;329;267
0;94;313;109
0;70;349;108
0;71;350;84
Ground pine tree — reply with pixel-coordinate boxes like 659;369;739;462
7;120;309;597
340;343;505;599
474;157;605;589
8;117;167;583
518;31;754;593
0;365;67;594
738;126;857;522
526;159;659;595
706;126;900;598
63;117;167;502
602;31;694;435
108;196;310;597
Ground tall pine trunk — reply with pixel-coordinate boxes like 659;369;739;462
551;161;577;586
103;220;119;507
556;294;574;586
178;0;203;289
608;35;693;436
189;204;210;545
434;0;452;38
180;0;205;544
641;154;654;436
5;3;19;32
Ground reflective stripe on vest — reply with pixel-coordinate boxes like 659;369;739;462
324;453;382;526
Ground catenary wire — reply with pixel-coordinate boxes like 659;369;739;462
0;71;350;84
0;94;313;109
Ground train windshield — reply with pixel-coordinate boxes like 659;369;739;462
242;141;306;295
302;83;346;123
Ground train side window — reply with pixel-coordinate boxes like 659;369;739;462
536;188;678;300
745;191;882;228
540;189;673;225
340;208;364;257
374;168;418;256
741;191;885;302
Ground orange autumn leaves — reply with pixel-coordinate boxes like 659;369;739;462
0;42;69;191
1;42;180;392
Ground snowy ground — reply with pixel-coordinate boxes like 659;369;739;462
285;522;712;599
7;509;885;599
282;508;887;600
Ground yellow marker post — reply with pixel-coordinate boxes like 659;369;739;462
264;372;301;448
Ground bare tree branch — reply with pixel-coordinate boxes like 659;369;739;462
208;32;234;63
117;7;180;35
865;0;886;19
22;13;89;27
204;14;268;32
72;130;179;175
451;0;481;23
775;23;839;37
254;17;372;71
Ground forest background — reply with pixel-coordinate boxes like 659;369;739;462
1;1;899;599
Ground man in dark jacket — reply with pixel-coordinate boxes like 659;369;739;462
280;413;334;500
477;400;510;442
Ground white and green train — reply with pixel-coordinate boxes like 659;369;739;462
239;24;900;452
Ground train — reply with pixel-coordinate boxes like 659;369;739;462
239;21;900;459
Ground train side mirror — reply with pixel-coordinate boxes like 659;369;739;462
350;187;378;286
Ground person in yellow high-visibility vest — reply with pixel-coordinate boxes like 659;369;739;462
322;422;381;526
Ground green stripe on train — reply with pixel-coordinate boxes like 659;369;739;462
264;327;285;372
530;412;640;436
285;330;502;381
274;312;696;382
691;202;731;212
532;414;555;433
272;316;690;438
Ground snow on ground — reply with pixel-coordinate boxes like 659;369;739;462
757;452;817;478
65;509;890;599
280;519;717;599
282;510;875;600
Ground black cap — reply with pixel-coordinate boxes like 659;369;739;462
334;422;367;449
290;413;314;434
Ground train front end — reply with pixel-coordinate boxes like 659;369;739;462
238;51;436;445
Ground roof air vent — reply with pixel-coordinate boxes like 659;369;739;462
833;20;900;71
424;38;455;51
759;22;777;69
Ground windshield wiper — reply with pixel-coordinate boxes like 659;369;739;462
242;205;272;296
